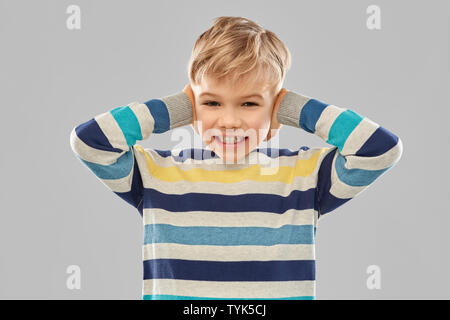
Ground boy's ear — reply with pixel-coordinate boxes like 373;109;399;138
264;88;288;142
183;83;199;135
183;83;196;108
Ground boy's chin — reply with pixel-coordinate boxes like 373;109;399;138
204;144;250;163
221;152;248;163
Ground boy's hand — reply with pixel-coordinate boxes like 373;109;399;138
264;88;288;142
183;83;199;134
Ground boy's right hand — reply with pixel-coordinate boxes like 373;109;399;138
183;83;199;134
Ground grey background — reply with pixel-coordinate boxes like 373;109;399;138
0;0;448;299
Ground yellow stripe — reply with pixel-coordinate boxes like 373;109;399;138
134;145;327;183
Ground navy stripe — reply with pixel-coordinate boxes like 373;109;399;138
143;188;318;213
356;126;399;157
154;149;178;158
143;259;315;281
143;224;315;246
153;148;310;163
257;148;303;157
156;148;219;161
75;119;122;153
315;147;351;216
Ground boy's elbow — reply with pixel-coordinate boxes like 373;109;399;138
70;126;82;156
389;136;403;167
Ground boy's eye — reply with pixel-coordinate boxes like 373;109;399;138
203;101;259;107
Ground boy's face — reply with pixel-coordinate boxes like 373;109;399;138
191;71;278;163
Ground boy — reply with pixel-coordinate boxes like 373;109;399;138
70;16;402;300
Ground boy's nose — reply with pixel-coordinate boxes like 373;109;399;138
217;110;242;128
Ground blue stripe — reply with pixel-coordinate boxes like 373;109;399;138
144;99;170;133
143;224;315;246
143;294;314;300
74;119;122;153
75;149;133;180
110;106;142;146
327;109;363;152
143;188;318;213
334;153;391;187
356;126;400;157
143;259;315;281
299;99;328;133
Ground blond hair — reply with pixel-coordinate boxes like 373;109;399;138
187;16;291;93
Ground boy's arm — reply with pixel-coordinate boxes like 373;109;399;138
276;89;403;219
69;91;193;216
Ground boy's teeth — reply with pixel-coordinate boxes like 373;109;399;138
218;136;245;143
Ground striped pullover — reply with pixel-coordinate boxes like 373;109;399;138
69;89;403;300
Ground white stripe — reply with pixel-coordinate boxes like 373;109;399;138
341;117;379;155
128;101;155;139
142;243;315;261
136;174;319;196
143;279;315;298
342;141;403;170
143;208;317;228
94;111;128;151
314;105;345;141
70;127;126;165
330;177;369;199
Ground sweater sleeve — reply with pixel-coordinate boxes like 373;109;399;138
277;89;403;219
69;91;193;216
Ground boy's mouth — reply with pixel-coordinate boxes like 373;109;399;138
213;136;249;147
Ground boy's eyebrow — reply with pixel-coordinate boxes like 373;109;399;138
200;92;263;99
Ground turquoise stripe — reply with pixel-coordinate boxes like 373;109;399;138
110;105;143;146
327;109;363;152
335;153;391;187
143;294;314;300
143;224;315;246
75;149;133;180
